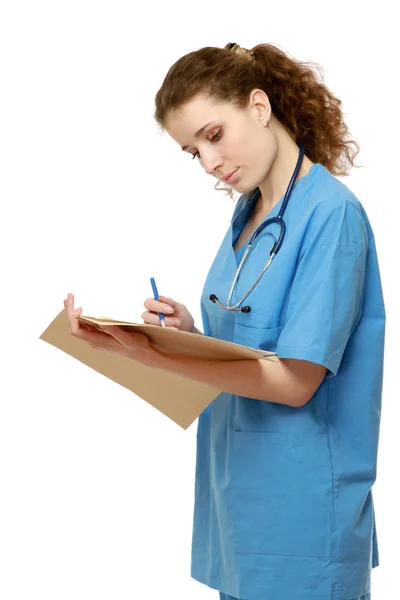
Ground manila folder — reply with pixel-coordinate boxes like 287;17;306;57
39;310;275;430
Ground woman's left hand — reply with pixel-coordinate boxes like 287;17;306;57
63;293;156;365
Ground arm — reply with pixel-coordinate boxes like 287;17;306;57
63;295;325;406
149;349;327;408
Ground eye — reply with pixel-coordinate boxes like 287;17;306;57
191;129;222;160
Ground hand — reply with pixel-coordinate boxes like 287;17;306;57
63;293;154;364
142;295;195;333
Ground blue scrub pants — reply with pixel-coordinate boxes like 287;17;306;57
219;594;371;600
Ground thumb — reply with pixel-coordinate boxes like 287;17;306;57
158;295;179;308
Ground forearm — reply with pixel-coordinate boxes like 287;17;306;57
149;350;307;407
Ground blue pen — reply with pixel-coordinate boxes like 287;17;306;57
150;277;166;328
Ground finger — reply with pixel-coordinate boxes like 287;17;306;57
80;322;99;333
64;293;80;334
141;311;181;328
143;298;174;314
159;295;179;310
99;326;147;349
72;325;114;348
64;295;84;334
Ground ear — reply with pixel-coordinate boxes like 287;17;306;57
248;89;272;122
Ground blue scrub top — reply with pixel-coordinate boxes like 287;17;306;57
190;163;385;600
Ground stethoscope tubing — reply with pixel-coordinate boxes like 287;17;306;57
210;145;305;312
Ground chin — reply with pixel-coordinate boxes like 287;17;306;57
232;177;260;195
231;185;251;196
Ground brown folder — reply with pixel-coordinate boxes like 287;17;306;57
39;310;275;430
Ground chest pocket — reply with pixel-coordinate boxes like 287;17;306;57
234;313;285;354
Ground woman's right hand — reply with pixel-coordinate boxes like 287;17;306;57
142;295;195;333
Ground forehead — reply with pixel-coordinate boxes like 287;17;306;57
165;95;239;144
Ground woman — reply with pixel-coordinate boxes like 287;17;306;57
64;43;385;600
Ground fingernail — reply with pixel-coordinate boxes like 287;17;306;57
164;306;174;313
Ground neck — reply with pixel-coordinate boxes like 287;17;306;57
256;119;314;215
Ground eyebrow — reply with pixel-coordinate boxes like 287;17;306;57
181;121;217;151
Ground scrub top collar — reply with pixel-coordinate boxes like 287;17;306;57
231;163;323;252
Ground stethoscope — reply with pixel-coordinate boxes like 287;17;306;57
209;144;305;313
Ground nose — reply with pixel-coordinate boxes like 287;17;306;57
200;148;223;177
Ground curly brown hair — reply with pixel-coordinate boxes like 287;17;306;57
154;43;361;198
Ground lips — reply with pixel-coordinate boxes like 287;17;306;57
222;169;239;183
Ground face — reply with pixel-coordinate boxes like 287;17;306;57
164;90;278;193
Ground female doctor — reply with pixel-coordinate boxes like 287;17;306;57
64;43;385;600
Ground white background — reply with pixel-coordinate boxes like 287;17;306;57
1;1;398;598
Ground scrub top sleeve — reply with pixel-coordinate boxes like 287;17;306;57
275;199;368;378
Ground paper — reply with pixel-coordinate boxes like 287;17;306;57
39;310;276;430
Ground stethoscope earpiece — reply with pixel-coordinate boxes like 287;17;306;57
209;294;251;313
